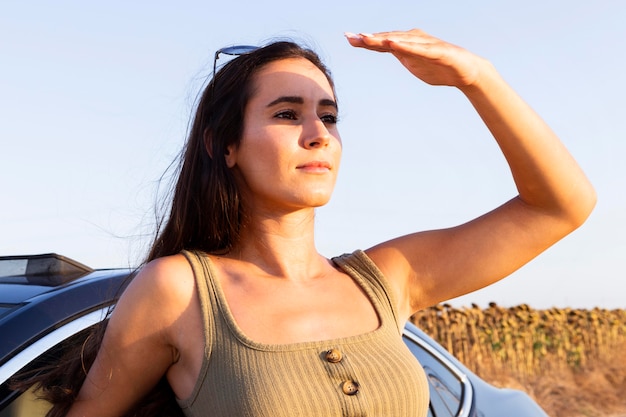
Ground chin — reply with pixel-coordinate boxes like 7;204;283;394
311;201;330;208
305;191;334;208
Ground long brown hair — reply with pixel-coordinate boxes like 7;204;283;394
11;40;335;417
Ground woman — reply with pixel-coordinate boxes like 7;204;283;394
57;29;594;416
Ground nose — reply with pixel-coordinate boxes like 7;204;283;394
303;119;331;149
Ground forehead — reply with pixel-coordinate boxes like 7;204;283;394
250;57;335;100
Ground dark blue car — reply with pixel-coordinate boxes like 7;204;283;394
0;254;549;416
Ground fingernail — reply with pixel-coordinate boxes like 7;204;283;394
359;33;374;37
344;32;360;39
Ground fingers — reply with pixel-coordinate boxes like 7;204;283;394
344;32;391;52
344;29;439;54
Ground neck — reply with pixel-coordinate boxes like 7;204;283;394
227;207;328;280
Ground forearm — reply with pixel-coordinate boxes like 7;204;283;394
459;60;596;227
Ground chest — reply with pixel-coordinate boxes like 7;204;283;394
221;269;381;345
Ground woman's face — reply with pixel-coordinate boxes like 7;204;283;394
226;57;342;212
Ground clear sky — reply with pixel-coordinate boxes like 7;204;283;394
1;1;624;310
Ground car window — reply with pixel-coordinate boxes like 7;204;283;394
403;334;465;417
0;326;94;417
0;385;50;417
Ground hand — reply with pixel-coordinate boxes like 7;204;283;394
345;29;486;88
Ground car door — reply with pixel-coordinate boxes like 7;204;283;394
403;327;475;417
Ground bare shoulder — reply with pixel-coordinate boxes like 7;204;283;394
114;253;196;327
136;253;195;295
364;230;443;319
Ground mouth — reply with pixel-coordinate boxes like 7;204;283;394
296;161;332;171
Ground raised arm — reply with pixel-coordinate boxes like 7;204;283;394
346;30;596;320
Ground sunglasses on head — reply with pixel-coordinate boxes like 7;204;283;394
213;45;259;75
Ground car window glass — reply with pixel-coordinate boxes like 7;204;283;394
404;336;463;417
0;327;93;416
0;385;50;417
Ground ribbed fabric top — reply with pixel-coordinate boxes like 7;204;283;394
177;250;429;417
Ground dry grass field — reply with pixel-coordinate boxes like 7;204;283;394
411;303;626;417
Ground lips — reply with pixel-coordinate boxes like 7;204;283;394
296;161;332;171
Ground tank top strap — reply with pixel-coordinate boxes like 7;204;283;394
181;249;224;347
179;249;224;408
332;250;403;333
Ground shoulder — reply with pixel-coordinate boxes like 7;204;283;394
139;253;195;288
132;253;193;292
362;243;417;322
114;254;196;325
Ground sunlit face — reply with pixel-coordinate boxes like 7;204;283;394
226;57;342;212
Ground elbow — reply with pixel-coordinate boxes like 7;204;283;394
566;182;597;230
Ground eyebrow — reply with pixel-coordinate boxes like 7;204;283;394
266;96;338;110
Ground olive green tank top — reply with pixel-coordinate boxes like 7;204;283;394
177;250;429;417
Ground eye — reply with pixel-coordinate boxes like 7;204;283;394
320;113;339;125
274;110;298;120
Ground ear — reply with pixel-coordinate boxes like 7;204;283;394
204;128;237;167
224;144;237;168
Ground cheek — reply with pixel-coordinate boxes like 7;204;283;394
332;133;343;163
234;131;291;181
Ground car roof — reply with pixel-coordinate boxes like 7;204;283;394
0;254;93;304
